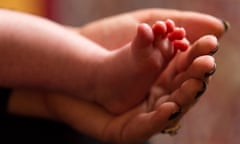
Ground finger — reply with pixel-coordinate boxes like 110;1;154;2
132;8;227;42
174;35;218;73
121;102;180;143
150;78;207;136
168;79;206;107
155;35;218;90
173;55;216;89
78;8;227;51
161;79;207;128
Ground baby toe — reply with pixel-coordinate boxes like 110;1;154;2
168;27;186;41
173;38;189;53
166;19;175;33
152;21;168;39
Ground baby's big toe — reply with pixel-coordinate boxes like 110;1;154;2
132;23;154;49
131;23;156;60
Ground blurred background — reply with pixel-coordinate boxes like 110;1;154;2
0;0;239;144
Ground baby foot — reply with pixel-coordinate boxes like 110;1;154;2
95;20;189;114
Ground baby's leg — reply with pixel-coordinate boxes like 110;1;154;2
95;20;189;114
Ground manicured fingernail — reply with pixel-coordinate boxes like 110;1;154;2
195;82;207;99
168;109;182;121
205;63;216;78
221;19;230;32
209;45;219;55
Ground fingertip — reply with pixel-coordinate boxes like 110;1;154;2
186;35;218;66
203;34;218;43
220;19;230;33
137;102;181;138
154;102;180;121
196;35;218;51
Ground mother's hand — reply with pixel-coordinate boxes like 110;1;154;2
74;8;227;50
28;9;225;144
7;9;226;144
45;32;218;143
66;8;225;138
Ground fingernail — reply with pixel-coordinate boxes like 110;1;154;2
205;63;216;78
209;45;219;55
168;109;182;121
221;19;230;32
195;82;207;99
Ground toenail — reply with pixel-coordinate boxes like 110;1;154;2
220;19;230;32
195;81;207;99
209;45;219;55
168;108;182;121
204;63;216;78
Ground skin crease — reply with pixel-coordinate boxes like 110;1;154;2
5;9;225;144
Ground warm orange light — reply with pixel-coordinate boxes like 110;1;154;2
0;0;47;16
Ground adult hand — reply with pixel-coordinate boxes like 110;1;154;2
8;9;225;143
69;8;225;136
76;8;227;50
45;34;219;143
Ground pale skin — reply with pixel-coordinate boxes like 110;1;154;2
3;9;226;143
43;36;218;144
94;20;189;114
0;9;188;114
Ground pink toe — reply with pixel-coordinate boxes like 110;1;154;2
131;23;154;51
168;27;186;41
166;19;175;33
173;39;189;54
152;21;167;38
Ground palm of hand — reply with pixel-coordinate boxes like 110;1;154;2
101;49;206;143
59;9;221;143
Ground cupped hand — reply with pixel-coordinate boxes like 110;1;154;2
69;8;224;135
45;33;218;143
